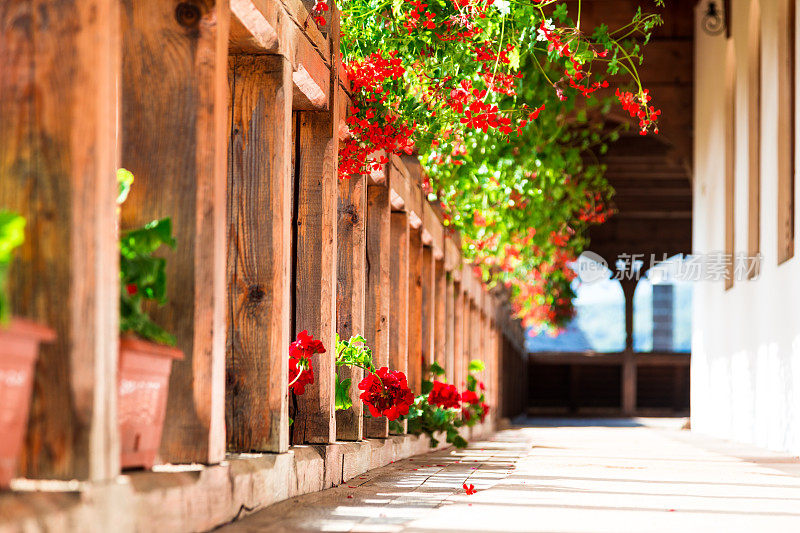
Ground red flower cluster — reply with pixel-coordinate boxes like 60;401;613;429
311;0;328;27
340;52;416;179
578;191;615;223
460;389;480;405
359;367;415;420
428;380;462;409
616;88;661;135
463;483;477;495
288;330;326;395
403;0;438;33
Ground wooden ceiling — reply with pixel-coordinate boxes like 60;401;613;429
578;0;695;268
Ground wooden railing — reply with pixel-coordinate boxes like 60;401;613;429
0;0;526;482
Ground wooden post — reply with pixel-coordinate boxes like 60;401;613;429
389;211;409;433
434;259;447;374
407;229;424;394
445;274;455;383
453;283;464;389
365;184;390;438
336;173;367;441
293;113;339;443
120;0;229;464
293;0;340;444
621;279;637;416
421;246;435;374
0;0;120;480
226;54;292;453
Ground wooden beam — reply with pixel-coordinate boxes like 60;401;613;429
0;0;119;480
364;184;391;438
335;170;366;441
389;211;409;433
226;55;292;453
229;0;279;52
407;228;424;394
120;0;229;464
423;202;445;259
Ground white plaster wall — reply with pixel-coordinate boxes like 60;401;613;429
692;0;800;455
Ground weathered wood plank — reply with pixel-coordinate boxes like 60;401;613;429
407;228;424;394
364;184;391;438
229;0;279;52
445;274;455;384
294;111;338;443
389;211;409;433
226;55;292;453
120;0;229;464
420;246;435;374
453;283;464;389
0;0;120;480
292;0;340;444
336;173;366;441
433;259;447;374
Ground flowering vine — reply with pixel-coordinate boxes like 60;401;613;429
331;0;664;333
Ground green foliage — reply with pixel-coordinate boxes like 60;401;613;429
338;0;663;332
0;211;25;325
400;363;467;448
428;361;446;378
118;169;177;346
334;334;376;411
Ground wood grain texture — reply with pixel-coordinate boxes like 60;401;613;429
364;184;390;438
336;174;366;441
226;55;292;453
0;0;120;480
120;0;229;464
389;211;409;434
294;110;338;444
420;246;435;373
406;228;424;394
433;259;446;373
453;283;464;389
444;274;455;384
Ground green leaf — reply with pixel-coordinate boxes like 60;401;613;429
116;168;134;205
0;211;25;325
421;379;433;395
335;375;353;411
429;361;446;377
468;360;485;373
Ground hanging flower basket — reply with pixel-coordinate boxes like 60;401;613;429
0;318;55;487
118;335;182;469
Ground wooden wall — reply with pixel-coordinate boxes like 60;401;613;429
0;0;527;481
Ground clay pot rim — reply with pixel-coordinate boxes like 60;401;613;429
0;317;56;342
119;335;184;360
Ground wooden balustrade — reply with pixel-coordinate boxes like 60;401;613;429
0;0;528;483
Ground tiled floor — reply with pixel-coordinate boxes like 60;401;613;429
221;418;800;532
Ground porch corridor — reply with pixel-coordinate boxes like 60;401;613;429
221;419;800;533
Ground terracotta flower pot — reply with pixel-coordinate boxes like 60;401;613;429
118;336;182;470
0;318;56;488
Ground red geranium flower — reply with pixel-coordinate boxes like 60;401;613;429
289;355;314;395
358;367;415;420
428;380;461;409
479;402;490;422
463;483;477;495
288;330;325;395
461;390;480;405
